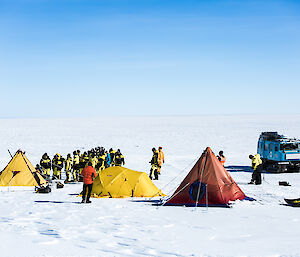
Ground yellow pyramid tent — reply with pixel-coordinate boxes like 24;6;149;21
0;150;47;187
90;166;165;198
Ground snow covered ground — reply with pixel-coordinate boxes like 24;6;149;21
1;115;300;257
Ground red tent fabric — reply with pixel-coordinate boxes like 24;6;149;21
165;147;246;207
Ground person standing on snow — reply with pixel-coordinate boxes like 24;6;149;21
81;162;97;203
109;148;116;166
90;152;98;170
40;153;51;179
249;154;263;185
52;153;64;180
105;150;111;168
157;147;165;174
149;148;159;180
217;151;226;167
64;154;73;182
97;150;106;171
115;149;125;167
72;151;80;181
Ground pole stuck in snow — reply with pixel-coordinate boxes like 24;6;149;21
8;149;13;159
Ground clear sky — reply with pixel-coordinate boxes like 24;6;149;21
0;0;299;118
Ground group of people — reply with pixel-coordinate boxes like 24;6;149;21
80;146;166;203
35;146;263;203
37;147;125;182
217;150;263;185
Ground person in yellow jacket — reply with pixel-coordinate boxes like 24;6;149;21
65;154;73;182
249;154;263;185
157;146;165;174
73;151;80;181
83;152;90;167
115;149;125;167
109;148;116;166
97;151;106;171
149;148;159;180
52;153;64;180
40;153;51;179
90;153;98;171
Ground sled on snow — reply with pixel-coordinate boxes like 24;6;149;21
284;198;300;207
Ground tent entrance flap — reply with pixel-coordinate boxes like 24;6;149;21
189;181;206;202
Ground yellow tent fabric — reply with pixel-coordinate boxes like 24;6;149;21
0;150;47;187
90;166;165;198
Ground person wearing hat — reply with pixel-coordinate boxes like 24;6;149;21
105;150;111;168
90;152;98;170
109;148;116;166
72;151;80;181
35;164;43;176
115;149;125;167
149;147;159;180
65;154;73;182
249;154;263;185
52;153;64;180
40;153;51;179
157;146;165;174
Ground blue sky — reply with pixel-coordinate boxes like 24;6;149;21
0;0;299;118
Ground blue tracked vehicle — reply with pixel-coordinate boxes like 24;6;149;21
257;132;300;173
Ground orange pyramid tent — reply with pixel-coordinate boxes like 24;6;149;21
165;147;246;207
0;150;46;187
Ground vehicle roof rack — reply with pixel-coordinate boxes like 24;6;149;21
260;132;283;141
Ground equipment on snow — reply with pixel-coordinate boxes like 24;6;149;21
36;185;51;193
284;198;300;207
56;182;64;189
279;181;291;186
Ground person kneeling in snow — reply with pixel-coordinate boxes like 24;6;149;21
81;161;97;203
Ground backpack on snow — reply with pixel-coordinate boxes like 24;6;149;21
36;185;51;193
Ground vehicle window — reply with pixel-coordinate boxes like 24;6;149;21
275;145;279;151
281;143;299;150
264;143;268;151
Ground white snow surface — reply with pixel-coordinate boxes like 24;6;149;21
1;115;300;257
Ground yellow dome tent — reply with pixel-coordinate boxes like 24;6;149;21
90;166;165;198
0;150;47;187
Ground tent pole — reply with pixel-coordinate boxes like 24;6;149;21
195;150;208;209
161;182;190;207
20;151;42;187
8;149;13;159
205;184;208;211
149;156;199;201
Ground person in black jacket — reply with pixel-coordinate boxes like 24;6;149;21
149;148;159;180
40;153;51;179
115;149;125;166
